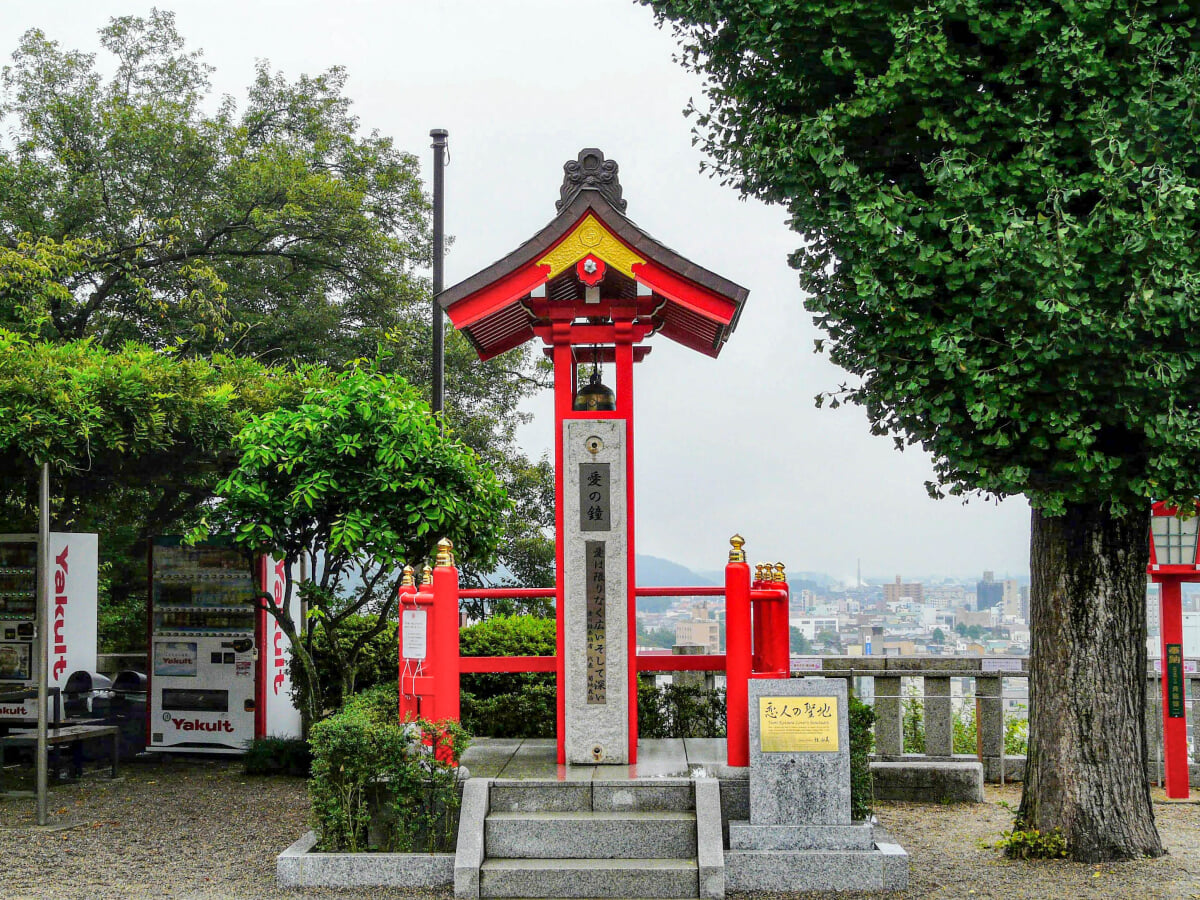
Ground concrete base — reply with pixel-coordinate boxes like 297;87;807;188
871;760;984;803
729;821;875;851
277;832;454;888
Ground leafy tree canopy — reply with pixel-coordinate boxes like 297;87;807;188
646;0;1200;515
0;9;429;363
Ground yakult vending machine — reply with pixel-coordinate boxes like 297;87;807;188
147;539;300;753
0;533;98;721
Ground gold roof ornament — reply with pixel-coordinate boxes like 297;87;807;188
773;563;786;583
421;564;434;586
754;564;766;582
401;565;415;587
435;538;454;568
728;534;746;563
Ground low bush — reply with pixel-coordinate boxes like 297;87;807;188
637;681;726;739
994;828;1069;859
243;736;312;777
848;690;876;821
308;683;469;853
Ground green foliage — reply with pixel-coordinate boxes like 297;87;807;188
637;681;727;739
789;626;813;654
848;690;875;821
243;736;312;777
199;361;507;727
462;682;557;739
459;615;556;737
309;615;399;710
931;628;946;645
0;11;429;362
952;702;1029;757
647;0;1200;515
994;828;1069;860
902;685;925;754
308;684;468;853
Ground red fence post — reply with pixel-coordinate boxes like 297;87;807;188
725;535;752;767
1159;577;1190;799
397;565;420;721
432;538;461;723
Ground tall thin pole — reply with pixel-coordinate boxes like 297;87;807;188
430;128;448;427
35;462;49;826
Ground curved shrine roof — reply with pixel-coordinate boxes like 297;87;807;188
437;150;749;361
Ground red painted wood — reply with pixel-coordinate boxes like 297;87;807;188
636;654;726;672
636;586;726;597
631;260;740;324
460;656;558;673
725;561;752;767
617;338;638;763
432;564;461;722
1158;577;1190;799
459;587;556;599
444;263;550;329
553;341;573;765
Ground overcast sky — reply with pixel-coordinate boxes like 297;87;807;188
2;1;1032;581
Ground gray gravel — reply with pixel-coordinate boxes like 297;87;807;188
1;759;1197;899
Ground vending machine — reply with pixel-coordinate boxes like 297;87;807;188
147;539;301;754
0;533;98;721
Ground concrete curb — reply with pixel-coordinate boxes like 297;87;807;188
455;778;491;898
276;831;454;888
694;778;725;900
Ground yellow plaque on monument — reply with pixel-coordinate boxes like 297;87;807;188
758;697;839;752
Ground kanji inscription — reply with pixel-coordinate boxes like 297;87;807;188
579;463;611;531
758;696;840;752
585;540;606;704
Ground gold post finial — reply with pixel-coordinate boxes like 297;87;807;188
754;564;765;583
728;534;746;563
435;538;454;568
401;565;415;587
421;564;434;586
773;562;786;583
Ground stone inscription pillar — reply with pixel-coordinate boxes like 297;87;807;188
563;419;629;764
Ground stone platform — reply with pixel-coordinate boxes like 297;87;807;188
454;739;907;896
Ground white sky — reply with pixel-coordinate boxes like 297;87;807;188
2;1;1031;581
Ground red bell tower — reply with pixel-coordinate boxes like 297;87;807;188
438;149;748;764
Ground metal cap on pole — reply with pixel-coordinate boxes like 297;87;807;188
430;129;448;427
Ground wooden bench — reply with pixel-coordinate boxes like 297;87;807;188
0;724;120;794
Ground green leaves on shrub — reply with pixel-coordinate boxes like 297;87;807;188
849;691;876;822
308;684;469;853
994;828;1069;859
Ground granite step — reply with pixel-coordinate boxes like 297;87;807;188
479;857;699;899
486;810;697;859
487;779;695;814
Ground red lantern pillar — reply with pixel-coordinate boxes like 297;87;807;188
1158;577;1189;799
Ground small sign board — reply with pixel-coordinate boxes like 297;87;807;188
1152;658;1198;675
758;696;839;752
1166;643;1186;719
579;463;611;531
154;641;197;677
981;658;1023;673
401;610;427;660
789;656;823;673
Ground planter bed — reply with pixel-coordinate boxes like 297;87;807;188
277;831;455;888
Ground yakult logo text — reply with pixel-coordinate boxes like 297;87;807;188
52;545;69;680
272;559;287;694
168;716;235;733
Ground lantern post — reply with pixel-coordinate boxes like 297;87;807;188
1148;501;1196;799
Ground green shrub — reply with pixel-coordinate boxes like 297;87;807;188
994;828;1069;859
902;684;925;754
462;682;557;738
637;681;726;739
308;683;469;852
849;690;875;821
309;615;399;710
244;736;312;777
458;614;556;737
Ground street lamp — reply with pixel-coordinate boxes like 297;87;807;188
1148;501;1196;799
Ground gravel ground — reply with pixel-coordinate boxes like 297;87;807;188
0;757;1197;899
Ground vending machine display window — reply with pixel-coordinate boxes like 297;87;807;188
0;642;32;681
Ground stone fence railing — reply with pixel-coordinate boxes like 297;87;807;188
797;655;1199;786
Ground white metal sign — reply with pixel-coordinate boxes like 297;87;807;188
402;609;428;660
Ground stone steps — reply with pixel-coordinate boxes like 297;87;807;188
479;857;699;899
486;810;698;859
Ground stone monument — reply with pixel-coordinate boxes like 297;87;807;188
725;677;909;891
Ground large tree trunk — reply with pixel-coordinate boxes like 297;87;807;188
1018;502;1162;861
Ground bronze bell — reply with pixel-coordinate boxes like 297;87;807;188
573;369;616;411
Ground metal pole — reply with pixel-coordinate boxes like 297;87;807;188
430;128;448;427
35;462;49;826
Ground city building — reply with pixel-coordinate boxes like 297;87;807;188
976;570;1004;611
884;575;924;606
674;601;720;654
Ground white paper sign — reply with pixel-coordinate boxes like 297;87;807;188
1153;658;1199;675
402;609;427;660
790;656;823;673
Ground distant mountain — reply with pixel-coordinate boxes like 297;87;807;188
696;568;840;589
637;555;717;587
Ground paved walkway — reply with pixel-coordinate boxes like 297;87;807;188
460;737;746;780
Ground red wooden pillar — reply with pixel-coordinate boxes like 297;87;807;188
553;338;573;765
616;333;638;763
431;544;461;723
725;537;752;767
771;580;791;677
1158;577;1190;799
